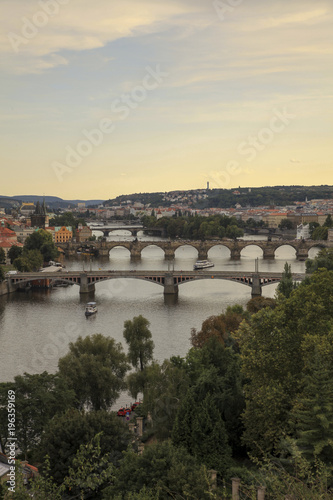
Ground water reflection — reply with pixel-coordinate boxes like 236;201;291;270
0;233;321;383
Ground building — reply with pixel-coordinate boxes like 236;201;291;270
76;225;93;242
14;226;35;243
30;200;49;229
20;203;35;217
296;224;310;240
0;227;23;258
54;226;73;243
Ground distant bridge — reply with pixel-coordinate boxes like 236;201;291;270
6;270;306;298
59;239;331;261
89;224;166;237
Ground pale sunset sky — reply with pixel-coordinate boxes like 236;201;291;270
1;0;332;200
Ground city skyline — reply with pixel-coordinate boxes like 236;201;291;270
1;0;332;199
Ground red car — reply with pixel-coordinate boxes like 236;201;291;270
117;407;132;417
131;402;140;411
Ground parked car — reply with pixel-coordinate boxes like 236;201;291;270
131;402;140;411
117;407;132;417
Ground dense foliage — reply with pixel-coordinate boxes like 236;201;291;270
143;214;244;240
1;273;333;497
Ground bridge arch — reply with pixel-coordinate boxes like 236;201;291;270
108;244;131;258
106;229;133;237
274;243;297;258
141;244;165;258
174;244;199;258
240;244;264;258
207;244;231;258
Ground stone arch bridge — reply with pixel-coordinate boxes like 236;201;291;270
59;239;330;261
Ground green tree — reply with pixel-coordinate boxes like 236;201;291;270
306;248;333;273
24;229;58;261
238;269;333;457
312;226;328;240
279;219;293;230
323;214;333;228
172;391;232;476
7;245;22;264
178;337;245;456
123;315;154;371
104;440;218;500
226;224;243;239
58;334;129;410
276;262;297;299
0;372;74;460
0;248;5;263
290;350;333;464
37;409;130;485
136;359;190;440
0;266;4;282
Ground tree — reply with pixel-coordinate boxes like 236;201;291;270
24;229;58;262
123;315;154;371
104;440;218;500
58;334;129;410
226;224;243;239
246;296;276;314
279;219;293;230
311;226;328;240
172;391;232;476
323;214;333;228
0;266;4;282
7;245;22;264
306;248;333;273
37;410;130;485
135;359;190;440
0;372;75;460
290;349;333;465
178;337;245;456
276;262;297;299
238;269;333;457
190;306;248;348
0;247;5;263
13;249;43;272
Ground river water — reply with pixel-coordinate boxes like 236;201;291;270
0;232;319;392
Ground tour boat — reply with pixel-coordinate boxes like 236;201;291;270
85;302;98;316
193;260;214;270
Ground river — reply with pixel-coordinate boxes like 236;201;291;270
0;232;319;392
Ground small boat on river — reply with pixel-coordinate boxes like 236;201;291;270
85;302;98;316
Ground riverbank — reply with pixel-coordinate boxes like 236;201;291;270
0;281;8;296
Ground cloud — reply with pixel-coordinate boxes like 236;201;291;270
0;0;206;74
290;159;301;163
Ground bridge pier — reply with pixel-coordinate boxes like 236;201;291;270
263;248;275;259
230;248;241;260
164;249;175;260
251;275;262;297
163;274;179;296
296;248;309;261
79;274;95;294
198;250;208;260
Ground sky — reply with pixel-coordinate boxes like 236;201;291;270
1;0;332;200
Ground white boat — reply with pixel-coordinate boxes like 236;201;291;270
85;302;98;316
193;260;214;270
